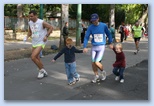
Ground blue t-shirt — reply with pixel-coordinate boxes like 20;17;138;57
53;46;83;63
83;22;112;48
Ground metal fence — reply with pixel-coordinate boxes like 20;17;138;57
4;16;29;31
4;16;90;31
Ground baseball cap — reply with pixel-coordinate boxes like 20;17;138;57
90;13;99;21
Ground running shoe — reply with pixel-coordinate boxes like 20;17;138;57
41;68;48;77
120;79;124;83
75;74;80;82
115;76;120;81
68;81;76;85
101;71;106;81
37;69;48;79
137;48;140;53
76;77;80;82
43;70;48;77
134;48;139;54
91;75;99;83
37;70;44;79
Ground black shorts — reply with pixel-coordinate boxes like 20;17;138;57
134;37;141;42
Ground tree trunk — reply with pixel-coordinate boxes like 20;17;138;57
17;4;24;31
14;4;23;39
59;4;69;50
139;5;148;29
109;4;115;28
76;4;82;46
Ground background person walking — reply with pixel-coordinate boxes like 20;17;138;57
81;23;87;44
119;22;126;42
132;21;144;54
109;24;115;43
63;22;69;46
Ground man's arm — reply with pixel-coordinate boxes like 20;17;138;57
83;27;91;48
43;21;53;37
42;21;53;42
74;47;83;53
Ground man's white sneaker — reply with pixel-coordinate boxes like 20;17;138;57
101;71;106;81
76;77;80;82
120;79;124;83
91;75;99;83
37;70;44;79
68;81;76;85
37;69;48;79
115;76;120;81
42;69;48;77
75;74;80;82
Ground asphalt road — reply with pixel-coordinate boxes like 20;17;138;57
4;38;148;100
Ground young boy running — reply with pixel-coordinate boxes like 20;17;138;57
52;38;83;85
109;43;126;83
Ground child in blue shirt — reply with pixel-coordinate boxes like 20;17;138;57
52;38;83;85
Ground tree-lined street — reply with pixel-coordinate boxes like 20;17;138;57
4;3;148;100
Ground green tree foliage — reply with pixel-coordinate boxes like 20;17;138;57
69;4;110;22
117;4;148;24
4;4;148;28
4;4;17;16
4;4;61;17
4;4;39;16
115;4;148;28
115;4;125;28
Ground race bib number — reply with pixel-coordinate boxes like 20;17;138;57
32;32;39;38
94;34;103;42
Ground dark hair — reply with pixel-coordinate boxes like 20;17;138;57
29;10;37;15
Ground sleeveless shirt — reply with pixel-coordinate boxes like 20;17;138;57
29;19;47;46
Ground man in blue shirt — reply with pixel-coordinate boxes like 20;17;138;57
83;13;113;83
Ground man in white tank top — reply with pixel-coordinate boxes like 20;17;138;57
25;10;53;79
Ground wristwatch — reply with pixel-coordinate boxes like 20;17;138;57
46;34;49;37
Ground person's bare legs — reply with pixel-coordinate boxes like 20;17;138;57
37;55;44;68
95;62;103;71
91;62;99;83
135;41;139;50
134;40;140;54
93;62;106;81
31;46;43;70
92;62;99;75
91;45;106;82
